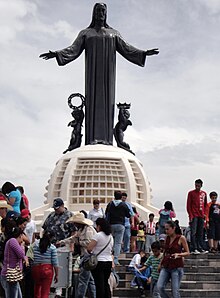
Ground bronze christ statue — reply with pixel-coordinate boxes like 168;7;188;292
40;3;159;146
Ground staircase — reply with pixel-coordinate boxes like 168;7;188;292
113;253;220;298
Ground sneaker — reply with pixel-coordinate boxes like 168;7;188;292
200;249;209;254
140;288;145;297
114;262;121;266
191;249;200;255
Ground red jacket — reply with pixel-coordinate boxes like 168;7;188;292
186;189;207;221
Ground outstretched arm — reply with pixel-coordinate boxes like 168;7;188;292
39;50;56;60
146;48;159;56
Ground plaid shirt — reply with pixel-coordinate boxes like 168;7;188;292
42;208;72;242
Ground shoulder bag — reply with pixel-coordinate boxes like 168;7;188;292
6;241;23;283
82;236;112;271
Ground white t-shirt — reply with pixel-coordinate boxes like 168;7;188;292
88;208;105;227
25;219;37;243
129;253;141;267
92;231;113;261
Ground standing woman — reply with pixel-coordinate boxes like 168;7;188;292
31;231;59;298
88;199;105;229
157;220;190;298
0;227;29;298
87;218;113;298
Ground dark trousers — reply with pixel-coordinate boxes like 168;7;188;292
190;217;205;251
91;261;112;298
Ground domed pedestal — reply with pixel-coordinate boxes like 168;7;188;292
32;145;158;228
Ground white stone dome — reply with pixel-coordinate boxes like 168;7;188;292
32;145;158;227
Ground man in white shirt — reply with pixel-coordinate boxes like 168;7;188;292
21;209;37;243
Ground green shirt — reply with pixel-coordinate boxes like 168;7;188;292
145;253;163;280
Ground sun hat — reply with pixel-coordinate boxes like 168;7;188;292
66;212;93;226
20;209;30;218
0;200;13;210
53;198;64;209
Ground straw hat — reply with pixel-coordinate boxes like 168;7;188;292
0;200;13;210
66;212;93;226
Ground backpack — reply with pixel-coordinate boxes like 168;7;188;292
105;201;113;223
159;210;171;228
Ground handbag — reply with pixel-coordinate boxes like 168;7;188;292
82;236;111;271
6;241;23;283
6;265;23;283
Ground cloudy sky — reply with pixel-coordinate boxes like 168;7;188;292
1;0;220;226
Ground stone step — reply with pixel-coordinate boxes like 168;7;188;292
183;272;220;281
184;265;220;273
116;264;220;274
122;252;220;259
113;287;150;297
113;288;220;298
120;280;220;290
180;281;220;289
167;289;220;297
119;273;220;288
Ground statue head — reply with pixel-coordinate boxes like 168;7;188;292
88;3;110;28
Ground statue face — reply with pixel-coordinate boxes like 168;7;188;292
94;4;107;22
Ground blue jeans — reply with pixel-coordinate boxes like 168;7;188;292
157;267;184;298
76;267;96;298
145;234;156;253
0;275;22;298
151;278;161;298
190;217;205;251
137;240;145;251
111;224;125;264
123;225;131;252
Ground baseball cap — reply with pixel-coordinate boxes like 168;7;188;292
53;198;64;209
21;209;30;218
159;234;166;241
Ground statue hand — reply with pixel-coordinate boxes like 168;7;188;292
39;50;56;60
146;48;159;56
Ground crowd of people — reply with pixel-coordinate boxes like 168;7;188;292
0;178;219;297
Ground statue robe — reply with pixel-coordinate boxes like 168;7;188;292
56;27;146;145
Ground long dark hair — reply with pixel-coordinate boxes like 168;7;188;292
165;220;181;235
39;231;54;254
7;226;23;239
164;201;174;211
2;182;16;195
96;218;111;235
88;3;111;29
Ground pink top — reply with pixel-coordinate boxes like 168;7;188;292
159;209;176;218
1;238;27;276
22;194;29;209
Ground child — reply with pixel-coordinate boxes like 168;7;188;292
139;241;163;297
144;214;156;253
137;221;146;251
206;191;220;252
128;250;146;287
158;201;176;235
